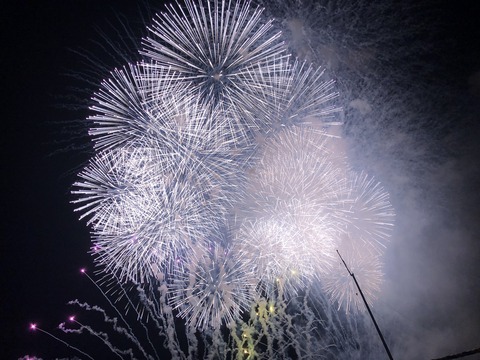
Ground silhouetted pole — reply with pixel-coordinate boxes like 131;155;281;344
432;347;480;359
337;250;394;360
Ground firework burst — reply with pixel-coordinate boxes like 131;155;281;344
235;127;348;296
169;243;256;330
323;245;384;313
74;56;260;283
321;170;394;312
340;171;395;256
73;147;222;283
88;64;187;152
234;217;319;297
35;0;398;358
142;0;289;125
243;58;341;130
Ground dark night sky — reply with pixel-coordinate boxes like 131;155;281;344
1;1;479;359
2;1;153;358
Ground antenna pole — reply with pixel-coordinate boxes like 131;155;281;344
337;250;394;360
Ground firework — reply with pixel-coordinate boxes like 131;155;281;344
323;245;384;313
320;170;394;312
277;60;340;128
88;64;187;152
234;218;312;297
142;0;289;126
340;171;395;256
235;127;348;296
243;58;341;130
246;127;346;212
34;0;399;358
73;147;223;283
74;59;258;283
169;243;256;330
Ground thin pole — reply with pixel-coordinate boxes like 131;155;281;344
432;347;480;359
337;250;394;360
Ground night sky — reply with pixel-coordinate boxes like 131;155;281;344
3;2;154;358
2;1;479;359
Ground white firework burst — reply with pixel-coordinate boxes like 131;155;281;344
74;57;260;283
88;63;187;152
169;243;256;330
72;146;168;231
64;0;399;357
340;171;395;256
246;127;347;218
244;58;341;130
238;127;349;292
322;170;394;312
235;217;323;298
73;147;221;283
323;244;384;314
150;98;253;209
142;0;289;125
89;61;253;205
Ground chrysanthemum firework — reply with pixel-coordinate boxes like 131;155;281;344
245;126;347;220
62;0;398;358
237;127;348;292
74;62;254;282
322;243;384;313
88;64;187;152
169;243;256;330
242;58;341;130
321;170;394;312
340;171;395;256
141;0;289;127
235;217;328;297
73;147;222;283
